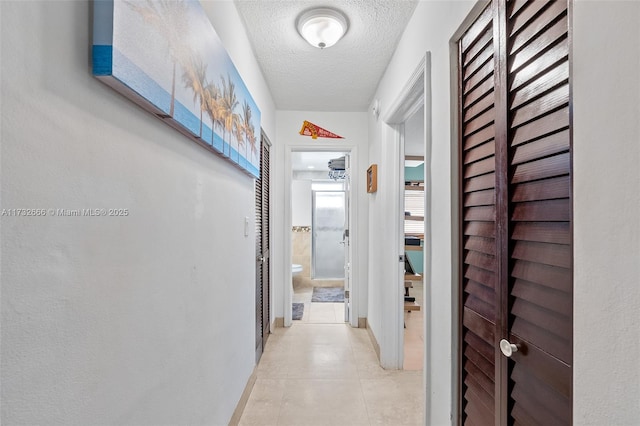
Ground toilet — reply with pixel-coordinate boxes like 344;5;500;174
292;264;303;276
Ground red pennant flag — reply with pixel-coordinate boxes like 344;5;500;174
299;121;344;139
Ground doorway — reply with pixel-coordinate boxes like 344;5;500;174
290;151;350;324
381;53;431;412
402;106;426;371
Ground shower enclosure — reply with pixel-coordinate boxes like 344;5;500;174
311;190;346;280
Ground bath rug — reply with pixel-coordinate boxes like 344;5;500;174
292;303;305;320
311;287;344;303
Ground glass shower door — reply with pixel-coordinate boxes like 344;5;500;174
311;191;346;280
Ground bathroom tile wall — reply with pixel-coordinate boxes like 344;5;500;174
292;227;343;289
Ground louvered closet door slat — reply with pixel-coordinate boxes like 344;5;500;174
464;125;496;151
261;139;270;342
459;5;497;424
462;5;494;50
512;129;569;164
510;38;568;91
510;1;568;52
510;14;568;72
506;1;571;424
511;61;569;110
465;89;495;121
255;156;263;357
465;375;494;411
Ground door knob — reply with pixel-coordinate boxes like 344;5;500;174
499;339;519;357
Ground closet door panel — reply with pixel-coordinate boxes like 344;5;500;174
506;1;572;424
459;5;498;424
459;1;573;425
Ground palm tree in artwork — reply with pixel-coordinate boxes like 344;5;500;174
241;100;257;161
182;54;208;138
126;0;190;117
233;117;245;157
204;82;223;146
219;74;240;156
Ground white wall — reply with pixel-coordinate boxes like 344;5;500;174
368;0;474;421
573;1;640;424
292;180;312;226
274;111;368;324
0;1;275;424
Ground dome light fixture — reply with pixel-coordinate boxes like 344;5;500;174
297;8;348;49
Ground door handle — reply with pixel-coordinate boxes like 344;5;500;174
499;339;519;357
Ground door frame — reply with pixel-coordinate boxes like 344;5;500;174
382;51;432;385
283;144;360;327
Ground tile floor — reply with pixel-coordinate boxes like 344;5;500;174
292;285;345;324
291;281;424;370
238;323;424;426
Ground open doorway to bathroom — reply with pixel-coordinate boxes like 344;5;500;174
291;151;349;324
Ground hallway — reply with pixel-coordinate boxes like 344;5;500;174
238;324;423;425
1;1;638;424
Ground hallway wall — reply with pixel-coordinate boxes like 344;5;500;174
0;1;275;424
274;111;368;326
573;1;640;423
369;0;640;425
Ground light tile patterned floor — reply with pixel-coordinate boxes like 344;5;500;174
238;323;424;426
292;285;345;324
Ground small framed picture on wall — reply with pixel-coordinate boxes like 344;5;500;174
367;164;377;193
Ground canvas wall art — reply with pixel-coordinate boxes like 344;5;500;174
92;0;261;177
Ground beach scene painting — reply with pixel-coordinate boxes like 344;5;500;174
92;0;261;177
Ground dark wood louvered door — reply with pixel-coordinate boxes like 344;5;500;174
255;132;271;363
458;1;572;425
459;4;499;425
503;1;572;424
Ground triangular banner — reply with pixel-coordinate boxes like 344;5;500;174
299;121;344;139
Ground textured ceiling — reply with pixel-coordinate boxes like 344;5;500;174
234;0;418;111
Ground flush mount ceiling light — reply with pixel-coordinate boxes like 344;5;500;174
297;8;348;49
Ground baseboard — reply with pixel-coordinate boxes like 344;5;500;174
366;323;381;361
358;317;367;329
274;317;284;328
228;369;257;426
